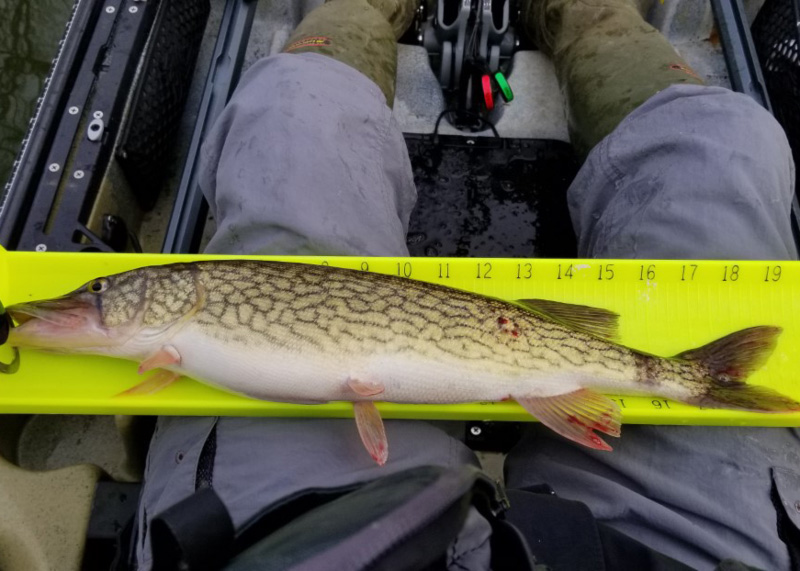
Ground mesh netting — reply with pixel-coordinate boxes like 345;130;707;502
117;0;210;210
752;0;800;197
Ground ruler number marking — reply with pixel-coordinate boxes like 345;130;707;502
397;262;412;278
639;264;656;281
722;265;739;282
765;265;782;282
597;263;615;280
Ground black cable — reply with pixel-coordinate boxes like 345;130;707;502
433;108;500;138
128;231;143;253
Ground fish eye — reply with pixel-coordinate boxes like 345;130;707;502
87;278;109;294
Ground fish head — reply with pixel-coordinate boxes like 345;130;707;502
5;264;203;355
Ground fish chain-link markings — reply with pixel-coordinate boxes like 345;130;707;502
120;261;646;384
647;355;709;396
82;260;708;391
99;266;200;328
99;273;148;327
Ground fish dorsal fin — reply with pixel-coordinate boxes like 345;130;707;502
515;299;620;341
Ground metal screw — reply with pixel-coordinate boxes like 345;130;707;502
93;111;103;119
35;244;47;252
105;5;115;13
470;425;482;436
129;5;138;13
48;163;60;172
68;106;79;115
74;170;85;179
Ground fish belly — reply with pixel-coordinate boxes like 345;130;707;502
168;330;582;404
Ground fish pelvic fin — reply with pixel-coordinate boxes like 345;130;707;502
677;326;800;412
116;370;181;397
515;389;621;451
354;402;388;466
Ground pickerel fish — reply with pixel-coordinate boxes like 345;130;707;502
4;261;799;464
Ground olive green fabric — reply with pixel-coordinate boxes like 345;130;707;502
521;0;705;155
362;0;418;39
282;0;417;106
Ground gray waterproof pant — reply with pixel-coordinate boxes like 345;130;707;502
134;52;799;570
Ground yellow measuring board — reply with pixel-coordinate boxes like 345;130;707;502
0;244;798;426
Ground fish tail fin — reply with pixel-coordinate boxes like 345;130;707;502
677;326;800;412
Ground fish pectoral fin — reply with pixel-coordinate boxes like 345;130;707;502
515;389;621;451
138;345;181;374
347;377;385;397
353;401;388;466
116;370;181;397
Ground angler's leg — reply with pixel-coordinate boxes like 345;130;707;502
199;49;416;257
521;0;704;157
282;0;415;105
507;10;798;570
132;2;494;568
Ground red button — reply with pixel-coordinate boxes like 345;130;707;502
481;75;494;110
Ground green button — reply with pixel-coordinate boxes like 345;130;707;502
494;72;514;102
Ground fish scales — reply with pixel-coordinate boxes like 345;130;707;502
149;261;638;387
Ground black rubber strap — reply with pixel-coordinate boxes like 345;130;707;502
503;488;694;571
150;487;234;571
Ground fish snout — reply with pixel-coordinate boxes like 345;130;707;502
6;296;110;349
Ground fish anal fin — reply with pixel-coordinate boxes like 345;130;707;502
347;378;385;397
117;370;181;397
138;345;181;374
515;389;621;451
515;299;619;341
353;401;388;466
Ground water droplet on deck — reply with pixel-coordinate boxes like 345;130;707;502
407;232;427;245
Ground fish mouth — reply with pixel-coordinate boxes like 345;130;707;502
8;297;93;327
6;296;113;350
